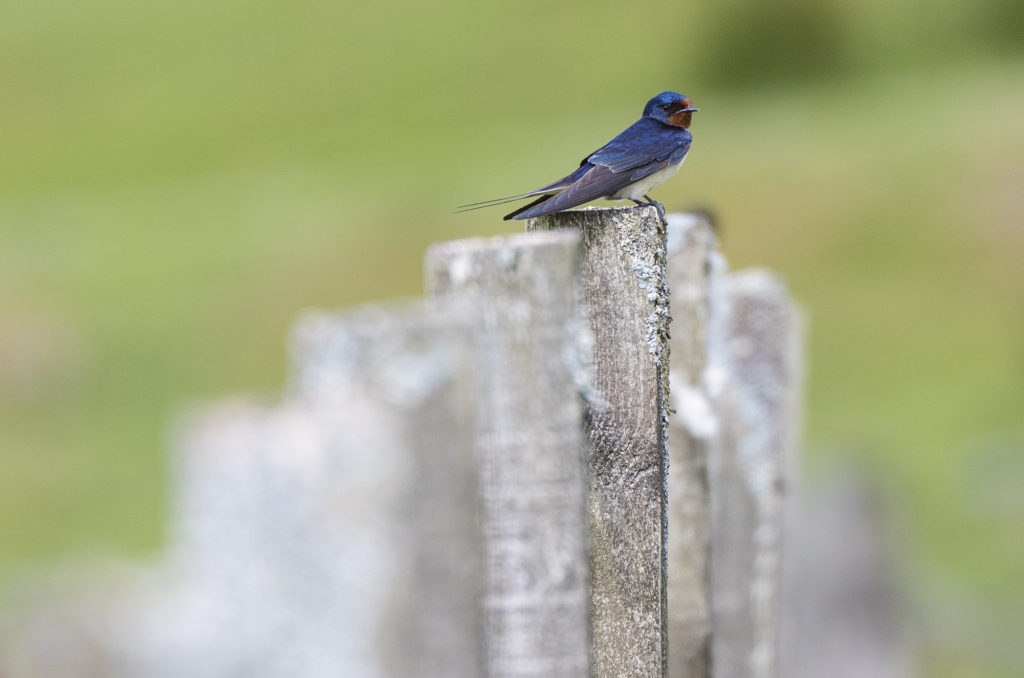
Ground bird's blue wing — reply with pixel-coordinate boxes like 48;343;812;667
507;162;642;219
587;118;691;175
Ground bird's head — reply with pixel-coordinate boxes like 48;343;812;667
644;91;699;129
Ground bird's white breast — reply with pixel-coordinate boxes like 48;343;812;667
610;157;686;200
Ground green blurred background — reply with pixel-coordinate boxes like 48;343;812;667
1;0;1022;674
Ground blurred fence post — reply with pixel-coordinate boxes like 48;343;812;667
527;205;671;678
780;468;914;678
706;269;803;678
286;304;487;678
424;230;591;678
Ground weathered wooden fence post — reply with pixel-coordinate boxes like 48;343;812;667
424;230;591;678
527;205;671;678
665;214;717;678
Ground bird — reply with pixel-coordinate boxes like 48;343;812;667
457;91;698;221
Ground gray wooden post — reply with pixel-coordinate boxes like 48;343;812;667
780;468;914;678
527;205;671;678
707;270;802;678
288;303;486;678
665;214;717;678
424;230;591;678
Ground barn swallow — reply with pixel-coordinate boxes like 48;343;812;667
458;91;697;221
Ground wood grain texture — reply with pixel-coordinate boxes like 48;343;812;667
528;205;670;678
425;230;591;678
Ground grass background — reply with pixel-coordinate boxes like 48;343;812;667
2;0;1022;674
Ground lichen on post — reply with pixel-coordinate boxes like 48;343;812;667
527;204;671;678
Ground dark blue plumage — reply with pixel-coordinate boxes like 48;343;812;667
458;91;698;221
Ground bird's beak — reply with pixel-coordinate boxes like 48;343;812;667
682;106;699;113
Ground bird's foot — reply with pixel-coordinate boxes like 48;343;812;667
642;195;666;221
